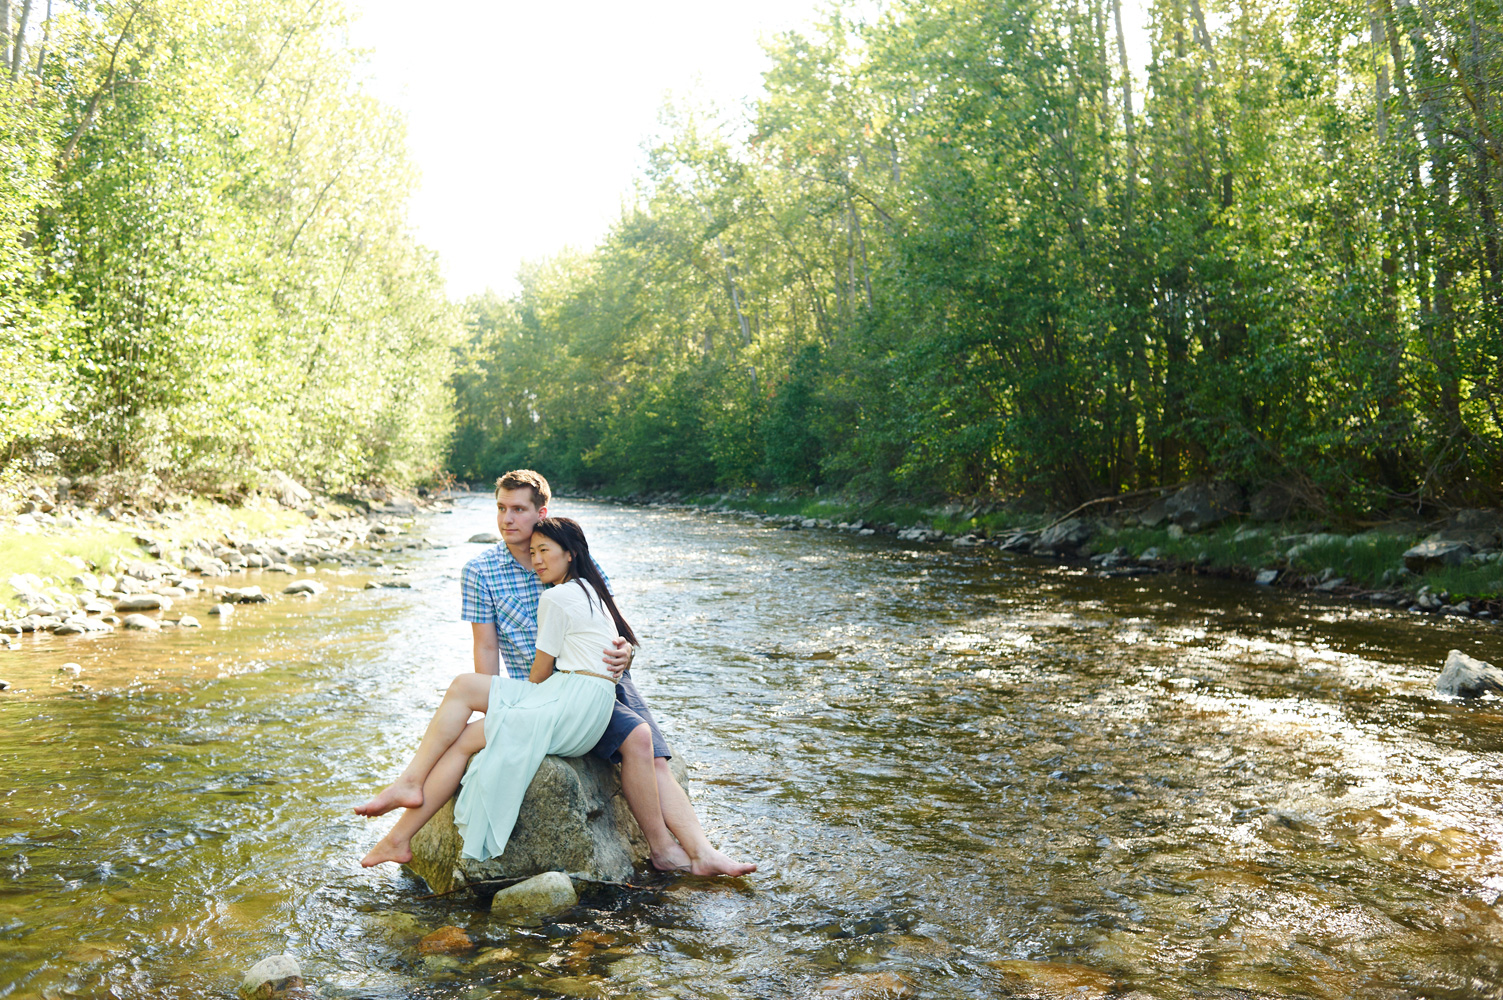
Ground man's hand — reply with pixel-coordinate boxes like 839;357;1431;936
602;636;633;680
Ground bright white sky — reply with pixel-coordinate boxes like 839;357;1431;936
348;0;1150;300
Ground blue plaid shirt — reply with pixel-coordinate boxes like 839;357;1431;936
460;545;611;680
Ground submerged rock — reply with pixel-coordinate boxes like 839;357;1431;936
282;580;326;596
1436;649;1503;698
490;871;578;917
121;614;160;631
468;532;501;544
239;953;303;1000
406;753;689;894
417;925;473;956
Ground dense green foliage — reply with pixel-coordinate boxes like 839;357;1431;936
452;0;1503;514
2;0;457;491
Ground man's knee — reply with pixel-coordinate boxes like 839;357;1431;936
620;724;653;759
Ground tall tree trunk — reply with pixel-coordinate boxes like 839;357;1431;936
8;0;29;78
715;237;752;347
1;0;10;72
1111;0;1137;227
32;0;48;76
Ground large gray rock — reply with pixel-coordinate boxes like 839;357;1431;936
1403;540;1473;574
468;532;501;544
1436;649;1503;698
1164;482;1242;533
1031;518;1098;556
1424;528;1501;551
267;471;313;509
406;753;689;895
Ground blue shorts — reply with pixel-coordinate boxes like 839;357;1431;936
590;671;672;763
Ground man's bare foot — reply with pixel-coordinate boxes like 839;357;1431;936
360;834;413;868
688;847;757;877
353;778;423;817
651;842;694;873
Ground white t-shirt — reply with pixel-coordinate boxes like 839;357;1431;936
535;579;620;674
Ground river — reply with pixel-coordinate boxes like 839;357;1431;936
3;495;1503;999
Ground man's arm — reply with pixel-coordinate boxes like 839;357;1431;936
472;622;501;675
528;649;557;684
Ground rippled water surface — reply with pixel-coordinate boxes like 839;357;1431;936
4;496;1503;999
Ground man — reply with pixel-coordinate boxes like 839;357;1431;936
462;469;755;877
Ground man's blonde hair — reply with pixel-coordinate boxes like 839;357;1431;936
495;469;551;510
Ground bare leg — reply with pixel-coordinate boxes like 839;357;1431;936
355;674;493;816
362;720;486;866
617;725;693;871
654;758;757;876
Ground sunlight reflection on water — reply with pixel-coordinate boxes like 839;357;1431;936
1;495;1502;998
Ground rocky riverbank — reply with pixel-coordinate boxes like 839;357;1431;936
570;483;1503;626
0;474;452;652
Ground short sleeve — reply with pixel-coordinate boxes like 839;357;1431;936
460;558;490;623
536;590;566;657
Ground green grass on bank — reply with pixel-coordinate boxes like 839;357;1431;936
0;527;148;589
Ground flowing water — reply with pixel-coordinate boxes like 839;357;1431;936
3;495;1503;999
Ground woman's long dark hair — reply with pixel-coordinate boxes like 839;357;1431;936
533;517;638;647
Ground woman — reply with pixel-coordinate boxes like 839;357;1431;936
356;517;637;867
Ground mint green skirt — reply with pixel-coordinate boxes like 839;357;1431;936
452;671;616;862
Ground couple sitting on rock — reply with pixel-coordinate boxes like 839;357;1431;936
355;469;755;877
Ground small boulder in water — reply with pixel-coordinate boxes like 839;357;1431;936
239;953;303;1000
1436;649;1503;698
490;871;577;917
468;532;501;544
121;614;160;631
208;603;235;617
282;579;327;596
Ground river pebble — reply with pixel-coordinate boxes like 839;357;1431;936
114;594;169;612
121;614;159;631
490;871;577;916
239;953;303;1000
417;925;472;955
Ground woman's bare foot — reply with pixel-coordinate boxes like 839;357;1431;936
651;842;694;873
353;779;423;817
360;834;413;868
688;847;757;877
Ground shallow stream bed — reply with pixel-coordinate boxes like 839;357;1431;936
3;495;1503;999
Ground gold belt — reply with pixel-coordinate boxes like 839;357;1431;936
557;668;617;684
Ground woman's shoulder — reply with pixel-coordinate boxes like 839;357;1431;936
541;581;591;610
